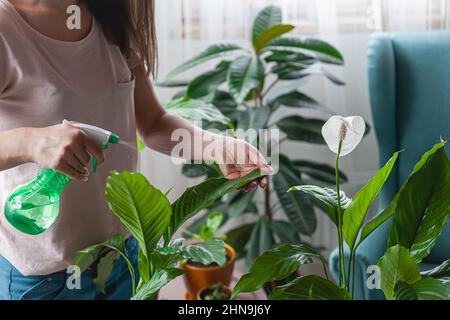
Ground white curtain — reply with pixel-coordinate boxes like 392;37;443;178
141;0;450;250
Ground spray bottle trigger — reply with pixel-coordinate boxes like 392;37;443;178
92;144;109;173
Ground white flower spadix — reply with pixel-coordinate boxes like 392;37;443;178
322;116;366;157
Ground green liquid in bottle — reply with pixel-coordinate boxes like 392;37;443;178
4;169;71;235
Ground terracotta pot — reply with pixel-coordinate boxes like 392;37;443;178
181;243;235;299
197;285;232;300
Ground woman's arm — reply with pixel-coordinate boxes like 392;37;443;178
133;66;272;189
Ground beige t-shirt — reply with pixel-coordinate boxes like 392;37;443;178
0;0;138;275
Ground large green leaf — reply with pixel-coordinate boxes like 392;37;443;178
274;63;345;85
273;156;317;235
277;115;326;144
394;278;449;300
166;43;243;79
227;55;264;104
266;37;344;65
156;79;191;88
164;97;230;125
271;220;302;244
245;218;273;267
94;251;121;294
237;106;271;132
74;234;127;273
105;171;172;281
182;162;220;179
269;275;351;300
165;170;263;242
421;260;450;281
232;243;322;298
289;185;351;226
291;160;348;184
211;90;238;117
252;5;283;43
388;141;450;263
226;190;256;218
152;239;227;267
186;61;230;99
342;152;399;251
269;91;329;113
225;223;255;259
377;245;421;300
198;212;224;242
131;268;186;300
254;24;295;52
265;50;316;64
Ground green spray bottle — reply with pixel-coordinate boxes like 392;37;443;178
4;121;120;235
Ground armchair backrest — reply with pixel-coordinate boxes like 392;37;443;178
367;31;450;262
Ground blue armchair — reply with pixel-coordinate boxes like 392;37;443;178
329;31;450;300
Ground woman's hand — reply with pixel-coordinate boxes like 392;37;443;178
28;124;105;180
215;137;274;192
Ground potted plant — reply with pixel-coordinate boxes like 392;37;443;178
227;116;450;300
158;5;363;265
197;283;232;301
180;212;236;299
74;170;262;300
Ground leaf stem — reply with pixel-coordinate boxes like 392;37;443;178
262;79;279;98
335;140;347;289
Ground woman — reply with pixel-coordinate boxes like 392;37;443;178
0;0;271;300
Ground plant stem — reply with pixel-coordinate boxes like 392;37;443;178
262;79;279;98
335;140;347;289
264;179;272;222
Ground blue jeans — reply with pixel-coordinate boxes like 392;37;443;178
0;237;139;300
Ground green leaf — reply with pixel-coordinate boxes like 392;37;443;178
273;156;317;235
237;106;271;132
137;136;145;153
211;90;238;117
232;243;322;298
388;141;450;263
274;64;345;85
289;185;351;226
252;6;283;43
342;152;399;250
269;275;351;300
267;37;344;65
199;212;224;241
93;251;121;294
265;51;316;64
187;61;230;99
271;220;302;244
254;24;295;52
131;269;186;300
225;223;255;259
394;278;449;300
377;245;421;300
277;115;326;144
226;190;256;218
105;171;172;281
359;198;397;246
292;160;348;184
166;43;243;78
421;260;450;281
245;218;273;267
166;170;263;242
165;98;230;125
227;55;264;104
269;91;330;113
75;234;127;273
156;79;190;88
151;239;227;268
182;163;220;179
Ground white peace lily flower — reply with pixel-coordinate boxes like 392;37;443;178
322;115;366;157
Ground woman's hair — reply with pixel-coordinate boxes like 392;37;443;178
84;0;158;76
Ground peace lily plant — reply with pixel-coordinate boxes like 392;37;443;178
74;170;262;300
228;115;450;300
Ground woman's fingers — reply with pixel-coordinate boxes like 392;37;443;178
56;162;87;181
65;152;88;175
81;135;105;164
72;143;91;166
